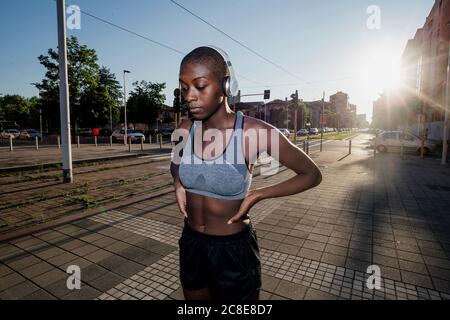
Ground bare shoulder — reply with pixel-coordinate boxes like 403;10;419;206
242;114;275;132
177;117;193;131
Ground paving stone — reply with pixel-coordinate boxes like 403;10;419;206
58;239;87;251
303;240;326;252
72;244;99;257
373;254;399;269
22;289;57;300
31;269;67;287
298;248;322;261
89;272;126;292
432;278;450;294
400;270;434;289
84;249;114;263
34;247;66;260
274;279;307;299
80;264;109;282
0;272;26;291
6;255;42;271
20;261;54;279
44;278;78;298
113;261;145;278
345;258;369;273
62;285;102;300
47;252;79;266
379;266;402;282
0;280;40;299
398;260;429;275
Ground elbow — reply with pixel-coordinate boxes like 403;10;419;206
311;168;322;188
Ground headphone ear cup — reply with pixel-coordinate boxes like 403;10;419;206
223;76;231;97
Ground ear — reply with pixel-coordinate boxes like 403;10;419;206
223;76;231;97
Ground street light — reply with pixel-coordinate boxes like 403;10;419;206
123;70;131;145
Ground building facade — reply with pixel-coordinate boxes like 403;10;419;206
375;0;450;130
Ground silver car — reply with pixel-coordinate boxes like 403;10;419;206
277;128;290;138
373;131;435;154
111;129;145;142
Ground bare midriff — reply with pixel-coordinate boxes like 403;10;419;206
185;191;250;235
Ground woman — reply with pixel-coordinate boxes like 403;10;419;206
170;46;322;301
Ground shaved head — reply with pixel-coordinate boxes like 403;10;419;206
180;46;229;81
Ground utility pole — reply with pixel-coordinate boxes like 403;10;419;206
320;91;325;152
123;70;131;145
285;97;289;130
39;108;43;142
109;104;113;132
57;0;73;183
442;38;450;164
291;90;299;143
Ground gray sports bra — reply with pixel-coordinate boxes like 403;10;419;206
178;111;252;200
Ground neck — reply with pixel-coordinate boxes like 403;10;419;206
203;101;235;130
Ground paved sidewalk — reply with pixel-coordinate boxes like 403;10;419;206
1;137;450;300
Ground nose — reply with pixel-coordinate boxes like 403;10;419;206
183;87;197;103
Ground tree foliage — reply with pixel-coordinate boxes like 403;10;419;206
33;36;122;132
127;80;166;129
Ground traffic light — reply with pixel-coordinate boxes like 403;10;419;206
173;88;181;126
173;88;181;112
290;90;299;106
264;90;270;100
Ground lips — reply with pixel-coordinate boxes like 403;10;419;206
189;107;202;113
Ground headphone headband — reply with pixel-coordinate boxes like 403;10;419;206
205;45;239;97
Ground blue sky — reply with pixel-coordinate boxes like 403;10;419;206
0;0;435;121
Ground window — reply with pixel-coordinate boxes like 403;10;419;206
383;132;397;140
400;133;414;141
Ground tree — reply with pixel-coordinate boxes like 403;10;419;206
0;95;41;128
299;101;308;128
33;36;122;132
127;81;166;130
99;67;122;126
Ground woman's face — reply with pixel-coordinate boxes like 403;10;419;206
179;62;225;120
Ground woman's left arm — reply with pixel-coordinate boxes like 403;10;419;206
228;122;322;224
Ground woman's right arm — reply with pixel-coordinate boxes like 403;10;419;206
170;119;192;218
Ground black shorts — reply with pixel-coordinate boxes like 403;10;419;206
178;219;262;301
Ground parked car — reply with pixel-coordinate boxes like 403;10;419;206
159;128;174;137
19;129;41;140
111;129;146;142
1;129;20;139
100;128;113;136
277;128;290;138
308;128;319;135
372;131;436;154
296;128;309;136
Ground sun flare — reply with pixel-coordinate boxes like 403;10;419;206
361;49;401;98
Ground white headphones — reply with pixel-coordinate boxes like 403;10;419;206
206;45;239;98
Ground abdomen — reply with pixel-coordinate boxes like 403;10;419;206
185;191;249;235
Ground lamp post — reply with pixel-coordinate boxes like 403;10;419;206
123;70;131;145
442;24;450;164
56;0;73;183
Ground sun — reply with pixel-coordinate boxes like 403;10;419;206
360;49;401;98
